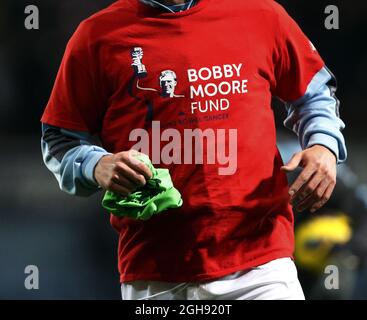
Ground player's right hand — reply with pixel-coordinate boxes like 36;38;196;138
94;150;153;197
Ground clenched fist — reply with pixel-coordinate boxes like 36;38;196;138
94;150;152;196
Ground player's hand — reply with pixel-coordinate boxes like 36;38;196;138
280;145;337;213
94;150;152;196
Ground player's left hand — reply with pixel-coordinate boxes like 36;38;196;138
281;144;337;213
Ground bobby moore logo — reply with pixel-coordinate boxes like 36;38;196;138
129;121;238;176
128;46;243;175
131;47;185;98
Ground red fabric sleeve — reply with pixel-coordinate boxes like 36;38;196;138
271;2;325;102
41;22;106;133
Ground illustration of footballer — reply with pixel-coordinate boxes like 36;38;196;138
128;47;185;121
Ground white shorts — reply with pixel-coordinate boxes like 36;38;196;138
121;257;305;300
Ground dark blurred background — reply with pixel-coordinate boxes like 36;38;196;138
0;0;366;299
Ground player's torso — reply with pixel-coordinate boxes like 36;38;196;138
95;1;285;208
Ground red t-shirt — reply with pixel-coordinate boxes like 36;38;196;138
41;0;324;283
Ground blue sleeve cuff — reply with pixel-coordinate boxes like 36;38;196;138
307;133;340;163
81;150;111;187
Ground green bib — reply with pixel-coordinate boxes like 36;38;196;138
102;153;183;220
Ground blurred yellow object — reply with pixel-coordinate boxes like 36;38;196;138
295;213;352;273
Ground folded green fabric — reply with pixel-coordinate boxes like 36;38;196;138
102;153;183;220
